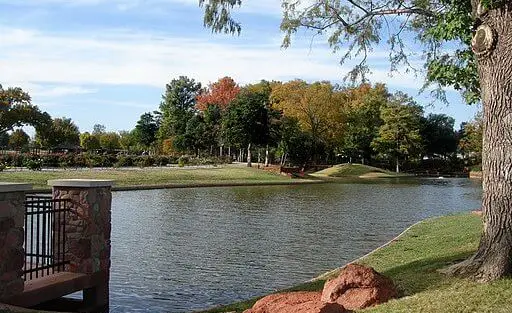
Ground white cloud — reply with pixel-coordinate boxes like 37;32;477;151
1;81;97;101
0;0;281;14
0;27;426;92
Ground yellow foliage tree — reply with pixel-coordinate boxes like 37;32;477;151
270;80;346;149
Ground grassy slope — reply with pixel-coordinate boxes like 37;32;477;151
311;163;406;178
0;165;295;190
200;214;512;313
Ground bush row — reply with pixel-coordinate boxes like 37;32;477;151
0;153;232;170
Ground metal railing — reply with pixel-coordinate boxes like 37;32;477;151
24;195;71;281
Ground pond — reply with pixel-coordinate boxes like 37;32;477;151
108;178;481;312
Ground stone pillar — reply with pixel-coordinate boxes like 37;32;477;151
48;179;113;312
0;183;31;301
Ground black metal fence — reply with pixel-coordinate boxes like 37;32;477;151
24;195;70;281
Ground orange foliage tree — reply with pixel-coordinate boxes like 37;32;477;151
196;76;241;111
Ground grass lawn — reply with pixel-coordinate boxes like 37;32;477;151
200;213;512;313
311;163;410;178
0;165;300;190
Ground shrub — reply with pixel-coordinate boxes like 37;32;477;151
41;154;60;167
153;155;169;167
24;158;43;171
73;153;91;168
6;154;26;167
58;153;76;168
115;155;134;167
134;156;154;168
83;153;105;167
178;155;189;167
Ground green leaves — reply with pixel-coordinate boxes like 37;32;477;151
37;117;81;149
199;0;484;104
0;84;51;134
158;76;202;140
371;93;424;167
199;0;242;34
133;112;159;148
222;88;270;148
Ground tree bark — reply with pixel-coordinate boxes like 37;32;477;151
396;156;400;173
445;4;512;282
247;143;252;167
265;144;269;167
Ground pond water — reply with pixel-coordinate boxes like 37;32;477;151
107;178;481;313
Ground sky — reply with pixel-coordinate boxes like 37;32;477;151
0;0;480;135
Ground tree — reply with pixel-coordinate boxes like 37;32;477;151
203;104;223;154
196;76;241;111
8;129;29;150
92;124;106;136
80;132;101;151
99;132;121;151
200;1;476;102
119;130;136;152
133;112;159;148
182;115;208;155
200;0;512;282
270;80;345;162
246;80;279;166
158;76;202;140
278;116;314;167
36;117;80;149
0;132;8;148
222;89;270;167
421;113;458;158
371;93;423;173
458;112;483;165
341;83;389;163
0;84;51;135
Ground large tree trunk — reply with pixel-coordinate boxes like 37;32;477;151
395;156;400;173
445;4;512;282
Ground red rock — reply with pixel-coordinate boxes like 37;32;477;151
321;263;397;310
243;291;348;313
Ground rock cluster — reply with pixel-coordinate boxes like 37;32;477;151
243;291;347;313
321;264;397;311
243;264;397;313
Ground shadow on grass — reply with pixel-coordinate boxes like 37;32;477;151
377;251;474;297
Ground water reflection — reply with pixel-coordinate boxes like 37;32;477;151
109;178;481;312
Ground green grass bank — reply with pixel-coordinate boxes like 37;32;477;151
311;163;411;178
0;165;312;191
199;213;512;313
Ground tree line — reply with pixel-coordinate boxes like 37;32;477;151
1;79;482;172
131;76;482;172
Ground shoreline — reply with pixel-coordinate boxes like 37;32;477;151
312;219;425;281
28;179;326;194
199;212;483;313
198;218;430;313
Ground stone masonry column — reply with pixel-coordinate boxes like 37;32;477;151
0;183;32;301
48;179;113;312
